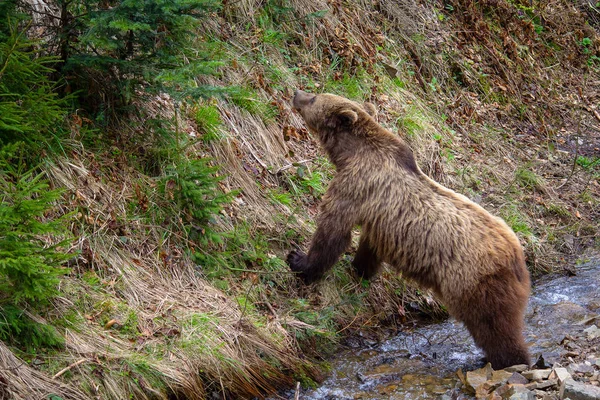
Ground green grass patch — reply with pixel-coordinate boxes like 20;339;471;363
544;202;570;219
194;104;223;142
515;167;544;190
268;187;294;207
576;155;600;171
229;87;279;122
500;204;533;237
323;69;371;101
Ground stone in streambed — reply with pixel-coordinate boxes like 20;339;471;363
583;325;600;340
559;378;600;400
489;370;515;388
505;365;529;373
500;384;536;400
507;372;530;385
549;367;572;385
466;363;493;393
525;378;558;390
522;369;552;381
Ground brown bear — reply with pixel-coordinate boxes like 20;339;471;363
287;90;531;369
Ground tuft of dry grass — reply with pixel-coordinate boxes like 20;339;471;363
0;342;88;400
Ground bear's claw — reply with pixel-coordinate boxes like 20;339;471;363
287;250;307;273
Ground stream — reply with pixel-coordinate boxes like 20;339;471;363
288;259;600;399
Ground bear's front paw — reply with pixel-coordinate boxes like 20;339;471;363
287;250;307;273
286;250;315;284
287;250;323;284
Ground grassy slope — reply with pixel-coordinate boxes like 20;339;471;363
3;0;600;399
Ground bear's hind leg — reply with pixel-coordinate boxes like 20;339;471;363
352;235;381;280
463;312;530;369
457;273;530;369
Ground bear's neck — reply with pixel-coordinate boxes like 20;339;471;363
319;128;363;170
320;119;420;175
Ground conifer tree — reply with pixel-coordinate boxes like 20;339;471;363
55;0;224;115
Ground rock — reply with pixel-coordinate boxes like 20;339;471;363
525;378;558;390
566;342;583;351
505;365;530;373
356;372;366;383
502;384;536;399
560;378;600;400
541;393;559;400
508;372;530;385
466;363;493;393
577;316;599;326
522;369;552;381
494;383;512;397
550;367;573;385
532;390;549;398
508;392;534;399
457;368;467;385
377;383;398;395
476;382;494;398
490;370;515;388
583;325;600;340
568;363;595;376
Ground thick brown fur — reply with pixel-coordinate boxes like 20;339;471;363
288;90;531;369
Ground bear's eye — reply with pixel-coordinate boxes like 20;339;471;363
309;97;317;104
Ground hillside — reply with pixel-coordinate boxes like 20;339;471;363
0;0;599;398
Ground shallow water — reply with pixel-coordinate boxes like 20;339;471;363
287;260;600;399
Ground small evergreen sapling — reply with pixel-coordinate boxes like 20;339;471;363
0;12;67;146
0;143;73;305
161;157;233;248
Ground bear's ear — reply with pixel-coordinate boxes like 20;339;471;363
363;102;377;119
324;108;358;130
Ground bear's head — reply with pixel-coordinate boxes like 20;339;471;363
292;90;376;135
292;90;418;173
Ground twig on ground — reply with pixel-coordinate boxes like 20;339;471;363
53;359;89;379
557;109;583;189
261;293;278;320
272;159;313;174
294;381;300;400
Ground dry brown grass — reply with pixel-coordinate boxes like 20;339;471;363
40;155;322;399
0;342;88;400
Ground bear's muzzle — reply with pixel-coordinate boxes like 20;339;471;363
292;90;315;110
